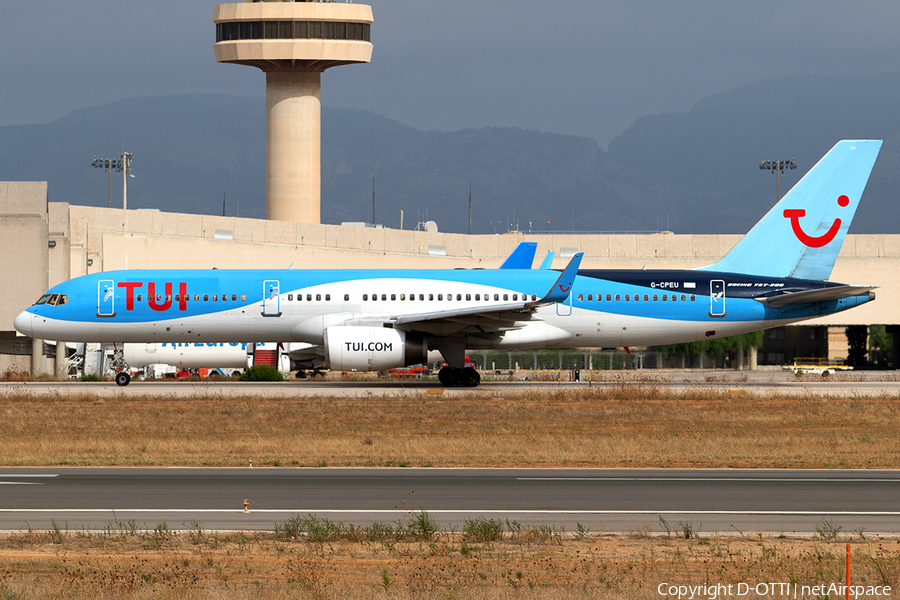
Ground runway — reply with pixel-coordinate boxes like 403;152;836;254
1;468;898;535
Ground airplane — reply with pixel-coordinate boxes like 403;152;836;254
15;140;882;387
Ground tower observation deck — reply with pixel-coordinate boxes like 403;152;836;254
214;0;373;224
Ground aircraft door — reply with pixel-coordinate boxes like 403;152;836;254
97;280;115;318
262;280;281;317
709;280;726;318
556;291;572;316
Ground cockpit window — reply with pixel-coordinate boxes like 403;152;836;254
33;294;68;307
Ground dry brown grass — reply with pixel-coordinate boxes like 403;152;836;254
0;386;898;468
1;528;899;599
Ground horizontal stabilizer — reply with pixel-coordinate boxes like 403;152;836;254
755;285;876;307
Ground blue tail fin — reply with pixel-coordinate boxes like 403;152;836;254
538;251;556;269
499;242;537;269
699;140;881;280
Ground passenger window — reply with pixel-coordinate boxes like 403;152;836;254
503;294;508;301
690;294;695;301
577;294;583;301
325;294;331;301
203;295;209;301
456;294;461;301
532;294;537;301
241;294;246;301
232;294;237;301
400;294;405;301
363;294;368;301
381;294;387;301
653;294;658;301
419;294;425;301
429;294;434;301
475;294;480;301
466;294;471;301
625;294;630;301
494;294;500;301
606;294;611;301
316;294;322;301
137;294;143;302
634;295;639;302
288;294;293;301
587;294;593;301
389;294;395;301
513;294;518;301
344;294;349;301
615;294;621;301
643;294;649;301
307;294;313;301
212;295;217;301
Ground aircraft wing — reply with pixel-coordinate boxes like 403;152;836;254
754;285;877;307
343;253;584;336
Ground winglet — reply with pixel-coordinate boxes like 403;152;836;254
532;252;583;306
499;242;538;269
538;251;556;269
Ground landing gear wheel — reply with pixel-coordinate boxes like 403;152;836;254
438;367;458;387
115;372;131;387
462;368;481;387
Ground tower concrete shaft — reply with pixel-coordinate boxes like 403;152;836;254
267;70;320;223
214;1;373;224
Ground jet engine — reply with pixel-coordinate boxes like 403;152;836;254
324;326;427;371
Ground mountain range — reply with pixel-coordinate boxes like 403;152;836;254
0;71;898;235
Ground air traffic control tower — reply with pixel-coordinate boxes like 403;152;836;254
214;0;373;223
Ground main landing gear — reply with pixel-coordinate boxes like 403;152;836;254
438;366;481;388
114;372;131;387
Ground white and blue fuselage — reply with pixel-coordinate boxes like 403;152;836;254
14;267;873;348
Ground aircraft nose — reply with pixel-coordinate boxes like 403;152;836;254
13;311;33;337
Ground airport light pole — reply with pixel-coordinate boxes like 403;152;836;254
759;158;796;202
92;156;115;208
92;152;134;209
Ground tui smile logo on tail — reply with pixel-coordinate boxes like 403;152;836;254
783;195;849;248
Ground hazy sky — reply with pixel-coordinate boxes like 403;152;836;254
2;1;899;147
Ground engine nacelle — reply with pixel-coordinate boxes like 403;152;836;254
324;326;427;371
